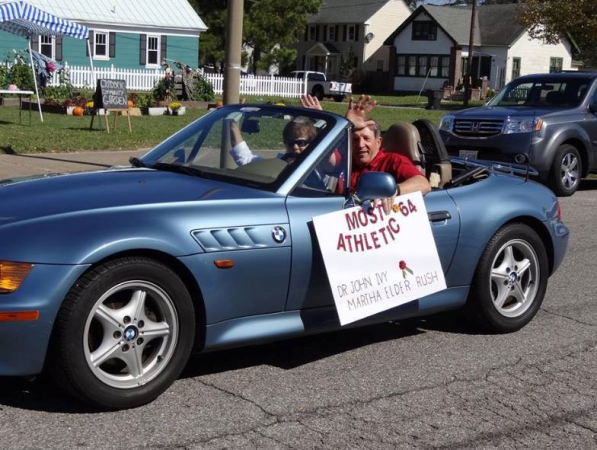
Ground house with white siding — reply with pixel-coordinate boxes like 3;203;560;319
295;0;411;80
384;4;577;94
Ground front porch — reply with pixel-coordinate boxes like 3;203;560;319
304;42;341;79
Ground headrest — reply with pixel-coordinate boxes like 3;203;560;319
545;91;565;105
382;122;425;175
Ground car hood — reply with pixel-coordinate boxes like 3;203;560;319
0;168;276;227
455;105;568;118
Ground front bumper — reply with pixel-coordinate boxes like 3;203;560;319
548;215;569;275
0;263;89;375
440;130;552;177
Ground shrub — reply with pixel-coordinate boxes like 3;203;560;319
189;72;215;101
6;60;34;91
136;93;155;108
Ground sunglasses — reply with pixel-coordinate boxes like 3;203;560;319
286;139;311;147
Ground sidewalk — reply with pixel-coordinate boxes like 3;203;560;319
0;149;148;180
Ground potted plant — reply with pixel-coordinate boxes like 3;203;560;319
168;101;185;116
137;93;166;116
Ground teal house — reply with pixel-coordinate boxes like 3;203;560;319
0;0;207;69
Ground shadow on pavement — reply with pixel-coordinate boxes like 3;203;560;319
11;153;112;168
0;311;481;413
183;321;425;379
0;375;95;414
578;179;597;191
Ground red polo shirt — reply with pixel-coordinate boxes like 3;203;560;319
349;149;423;191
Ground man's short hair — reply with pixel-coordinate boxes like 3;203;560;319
369;121;382;139
355;120;382;139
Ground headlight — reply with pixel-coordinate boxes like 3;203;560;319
0;261;34;294
504;117;543;134
439;114;455;132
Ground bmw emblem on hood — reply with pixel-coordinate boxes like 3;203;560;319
272;226;287;244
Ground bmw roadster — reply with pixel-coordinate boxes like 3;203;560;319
0;105;569;409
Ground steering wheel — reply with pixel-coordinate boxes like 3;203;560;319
303;167;328;191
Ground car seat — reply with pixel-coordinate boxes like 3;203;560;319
413;119;452;188
382;121;452;188
545;91;566;106
381;122;426;176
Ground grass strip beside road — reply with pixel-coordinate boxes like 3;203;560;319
0;107;206;154
0;104;445;154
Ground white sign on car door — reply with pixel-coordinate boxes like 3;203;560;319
313;192;447;326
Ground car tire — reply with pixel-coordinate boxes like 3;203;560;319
312;86;324;101
549;144;581;196
466;223;548;333
48;256;196;410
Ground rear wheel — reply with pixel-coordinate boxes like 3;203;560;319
466;223;548;333
312;86;324;101
48;257;195;409
549;144;581;196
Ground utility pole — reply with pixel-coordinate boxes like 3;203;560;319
464;0;477;107
223;0;243;105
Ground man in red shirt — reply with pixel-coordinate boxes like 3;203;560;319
302;94;431;212
351;119;430;212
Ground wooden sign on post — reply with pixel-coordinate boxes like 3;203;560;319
90;79;132;133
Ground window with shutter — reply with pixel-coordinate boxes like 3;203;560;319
146;35;160;67
328;26;336;41
39;36;54;59
348;25;356;41
94;32;109;60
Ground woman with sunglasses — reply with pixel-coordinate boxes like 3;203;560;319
229;117;320;167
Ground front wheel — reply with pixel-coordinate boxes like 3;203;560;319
48;257;196;409
549;144;581;196
466;223;548;333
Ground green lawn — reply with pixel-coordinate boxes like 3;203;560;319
0;102;447;154
0;107;207;154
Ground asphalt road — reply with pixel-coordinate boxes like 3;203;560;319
0;160;596;449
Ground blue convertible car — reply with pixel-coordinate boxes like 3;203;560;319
0;105;568;409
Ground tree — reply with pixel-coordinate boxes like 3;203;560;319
189;1;227;71
190;0;324;73
245;0;323;73
518;0;597;64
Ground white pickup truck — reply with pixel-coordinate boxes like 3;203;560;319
290;71;352;102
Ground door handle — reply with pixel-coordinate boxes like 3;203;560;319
428;211;452;222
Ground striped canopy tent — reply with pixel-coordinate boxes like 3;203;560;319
0;1;93;121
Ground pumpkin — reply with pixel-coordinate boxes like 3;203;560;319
127;100;134;108
215;100;223;107
73;106;85;117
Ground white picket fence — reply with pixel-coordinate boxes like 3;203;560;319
55;64;165;91
204;73;307;98
44;64;307;98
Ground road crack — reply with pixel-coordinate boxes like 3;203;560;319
540;308;597;327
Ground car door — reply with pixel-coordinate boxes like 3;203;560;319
285;165;461;312
584;84;597;171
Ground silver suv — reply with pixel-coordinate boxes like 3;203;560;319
439;73;597;196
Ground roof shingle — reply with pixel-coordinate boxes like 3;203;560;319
424;4;525;46
308;0;391;24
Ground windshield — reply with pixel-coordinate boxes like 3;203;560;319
488;78;590;108
141;105;337;190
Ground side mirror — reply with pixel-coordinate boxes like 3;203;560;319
354;172;396;203
589;102;597;114
241;118;261;134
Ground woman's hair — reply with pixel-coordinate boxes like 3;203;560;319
283;117;317;144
